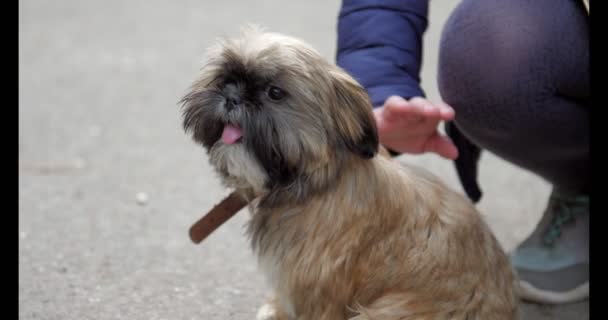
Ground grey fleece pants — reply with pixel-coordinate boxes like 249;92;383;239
438;0;589;201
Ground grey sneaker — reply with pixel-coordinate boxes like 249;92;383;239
511;189;589;304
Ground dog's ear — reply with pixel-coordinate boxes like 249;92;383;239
329;69;379;159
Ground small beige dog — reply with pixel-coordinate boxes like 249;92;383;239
181;27;518;320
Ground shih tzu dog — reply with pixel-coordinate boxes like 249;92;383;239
180;27;518;320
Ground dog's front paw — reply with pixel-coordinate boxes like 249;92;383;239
256;303;279;320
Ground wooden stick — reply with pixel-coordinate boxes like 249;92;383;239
188;191;248;244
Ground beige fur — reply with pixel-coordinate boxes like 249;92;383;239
250;156;518;319
182;27;519;319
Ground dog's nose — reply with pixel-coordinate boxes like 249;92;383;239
224;83;242;110
226;95;241;107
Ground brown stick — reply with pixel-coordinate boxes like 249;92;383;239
188;191;248;244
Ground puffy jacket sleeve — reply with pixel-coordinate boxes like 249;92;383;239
336;0;429;107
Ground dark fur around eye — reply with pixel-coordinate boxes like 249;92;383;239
266;86;287;101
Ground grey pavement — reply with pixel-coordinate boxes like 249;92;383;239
18;0;588;319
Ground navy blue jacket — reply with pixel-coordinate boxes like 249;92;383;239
337;0;429;107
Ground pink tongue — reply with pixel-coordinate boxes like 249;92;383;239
221;124;243;144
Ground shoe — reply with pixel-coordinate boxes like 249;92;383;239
511;189;589;304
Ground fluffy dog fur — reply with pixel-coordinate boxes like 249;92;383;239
181;27;518;319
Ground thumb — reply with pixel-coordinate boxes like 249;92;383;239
424;133;459;160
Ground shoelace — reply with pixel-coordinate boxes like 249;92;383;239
542;194;589;246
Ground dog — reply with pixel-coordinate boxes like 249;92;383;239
180;27;518;320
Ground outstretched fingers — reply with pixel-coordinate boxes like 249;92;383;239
424;132;459;160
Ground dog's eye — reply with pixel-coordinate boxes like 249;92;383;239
267;86;286;101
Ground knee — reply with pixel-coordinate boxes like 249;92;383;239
437;0;548;127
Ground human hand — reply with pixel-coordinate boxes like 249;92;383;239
374;96;459;159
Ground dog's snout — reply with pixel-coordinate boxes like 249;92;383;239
226;96;241;110
223;83;242;110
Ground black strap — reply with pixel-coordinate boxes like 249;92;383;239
444;121;483;203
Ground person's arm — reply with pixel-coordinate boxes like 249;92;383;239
336;0;458;160
337;0;428;107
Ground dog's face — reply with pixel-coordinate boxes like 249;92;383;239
181;28;378;205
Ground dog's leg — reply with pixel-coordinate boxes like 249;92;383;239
255;303;280;320
256;296;291;320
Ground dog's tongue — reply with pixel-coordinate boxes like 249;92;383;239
221;124;242;144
